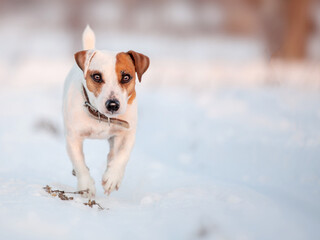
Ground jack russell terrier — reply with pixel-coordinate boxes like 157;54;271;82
63;26;150;198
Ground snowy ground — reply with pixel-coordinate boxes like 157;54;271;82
0;27;320;239
1;76;320;240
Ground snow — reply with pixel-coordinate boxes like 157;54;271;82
0;28;320;239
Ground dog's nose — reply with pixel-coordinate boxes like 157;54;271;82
105;99;120;113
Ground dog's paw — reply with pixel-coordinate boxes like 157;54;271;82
102;167;124;195
77;175;96;198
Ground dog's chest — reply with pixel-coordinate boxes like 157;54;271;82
80;120;123;139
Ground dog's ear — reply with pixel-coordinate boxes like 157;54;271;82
127;50;150;82
74;50;87;71
74;50;95;72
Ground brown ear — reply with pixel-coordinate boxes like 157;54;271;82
127;50;150;82
74;50;88;71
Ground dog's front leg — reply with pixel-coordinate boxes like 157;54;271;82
66;135;96;198
102;131;135;195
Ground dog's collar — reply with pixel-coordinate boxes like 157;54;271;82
82;85;130;129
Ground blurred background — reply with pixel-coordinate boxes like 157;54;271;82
0;1;320;240
1;0;320;59
1;0;320;90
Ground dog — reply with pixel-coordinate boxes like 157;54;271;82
63;25;150;198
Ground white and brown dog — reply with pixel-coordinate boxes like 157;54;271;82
63;26;149;198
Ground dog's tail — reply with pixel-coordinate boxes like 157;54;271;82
82;25;95;50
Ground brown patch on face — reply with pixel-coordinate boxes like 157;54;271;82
127;91;136;104
115;52;136;104
85;69;104;97
74;50;102;97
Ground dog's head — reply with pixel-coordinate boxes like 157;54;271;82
74;49;149;117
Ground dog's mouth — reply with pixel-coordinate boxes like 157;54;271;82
101;108;124;118
104;111;119;117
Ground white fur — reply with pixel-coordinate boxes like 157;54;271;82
63;27;137;198
82;25;95;50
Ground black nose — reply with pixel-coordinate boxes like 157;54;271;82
105;99;120;113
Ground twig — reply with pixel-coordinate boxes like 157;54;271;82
43;185;107;210
83;199;105;210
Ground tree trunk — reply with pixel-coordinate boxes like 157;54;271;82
275;0;311;60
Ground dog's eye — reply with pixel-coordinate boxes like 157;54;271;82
121;74;132;84
92;73;102;83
